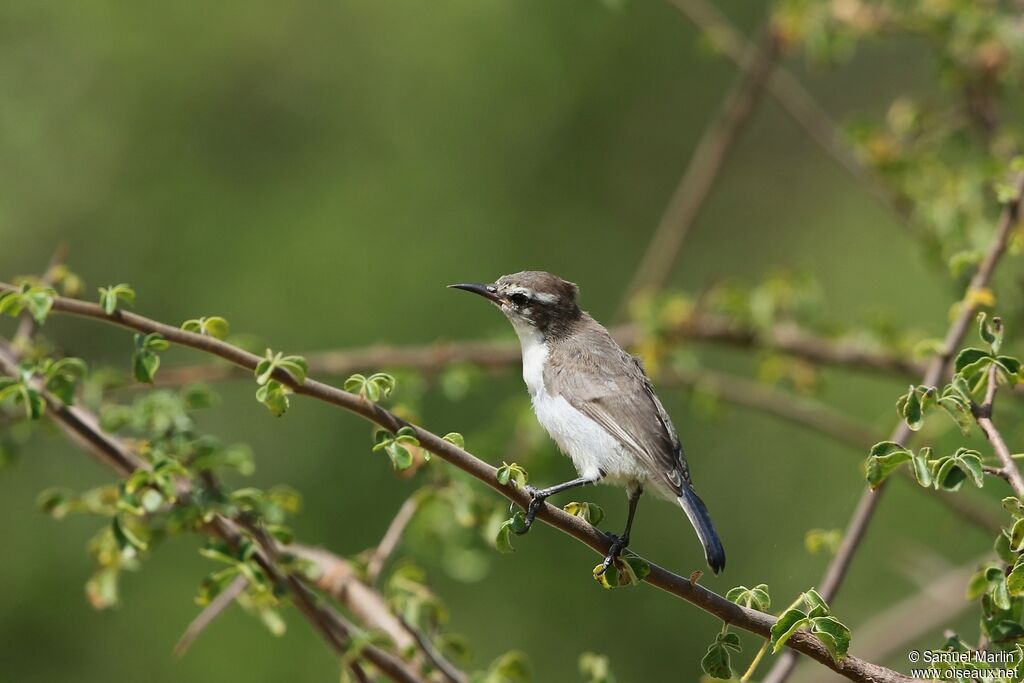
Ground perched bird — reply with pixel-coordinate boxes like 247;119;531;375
449;271;725;574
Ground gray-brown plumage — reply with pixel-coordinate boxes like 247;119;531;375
449;271;725;573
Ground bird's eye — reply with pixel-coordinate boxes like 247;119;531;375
509;293;529;307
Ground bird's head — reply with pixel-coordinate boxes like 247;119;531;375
448;271;582;338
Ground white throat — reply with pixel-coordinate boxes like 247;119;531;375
510;317;547;397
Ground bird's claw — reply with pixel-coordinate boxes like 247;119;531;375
596;532;630;576
515;486;546;535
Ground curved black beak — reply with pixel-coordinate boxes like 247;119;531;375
447;282;504;305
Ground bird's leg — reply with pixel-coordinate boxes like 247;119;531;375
517;475;600;534
597;486;642;576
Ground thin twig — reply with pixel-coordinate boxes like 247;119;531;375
367;494;422;586
148;338;998;531
0;343;426;683
976;364;1024;497
788;556;984;683
149;315;925;390
174;575;247;657
617;23;780;315
666;0;913;227
0;289;914;682
397;615;468;683
762;172;1024;683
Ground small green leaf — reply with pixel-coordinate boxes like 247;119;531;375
865;441;912;489
442;432;465;449
700;641;733;680
387;442;413;470
495;519;515;553
1009;518;1024;552
897;386;923;430
978;313;1004;353
1007;560;1024;596
996;531;1017;565
563;501;605;526
182;316;231;340
726;584;771;612
98;284;135;314
255;380;291;416
593;553;649;589
910;447;933;487
1003;497;1024;518
809;615;850;661
770;608;809;653
495;462;528;488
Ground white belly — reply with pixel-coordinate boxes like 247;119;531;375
515;322;649;486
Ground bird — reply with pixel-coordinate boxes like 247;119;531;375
449;271;725;574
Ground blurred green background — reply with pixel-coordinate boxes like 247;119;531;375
0;1;1014;681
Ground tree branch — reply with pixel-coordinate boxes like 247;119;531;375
0;287;915;682
762;171;1024;683
617;22;779;314
666;0;913;227
366;494;423;586
150;313;924;390
976;363;1024;497
174;575;247;658
0;342;426;683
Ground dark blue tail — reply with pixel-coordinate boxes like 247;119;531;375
677;486;726;574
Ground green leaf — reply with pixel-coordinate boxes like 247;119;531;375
182;316;230;340
1009;518;1024;552
23;288;54;323
132;350;160;384
933;448;985;491
865;441;912;489
700;641;733;680
995;355;1022;379
802;588;829;617
592;553;649;589
909;447;933;487
937;396;972;435
495;519;515;553
770;608;810;653
995;531;1016;564
1007;560;1024;596
112;515;147;552
442;432;465;449
86;567;121;610
898;386;924;430
1003;497;1024;518
387;442;414;470
978;313;1004;353
256;380;291;416
809;615;850;661
495;462;528;488
955;347;992;374
726;584;771;612
563;501;605;526
578;652;616;683
98;284;135;314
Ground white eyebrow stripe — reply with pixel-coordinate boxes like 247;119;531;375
506;286;557;304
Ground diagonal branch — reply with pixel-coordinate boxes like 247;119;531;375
0;342;426;683
762;171;1024;683
174;575;247;658
975;363;1024;497
617;22;780;314
666;0;913;226
0;286;914;682
367;494;424;586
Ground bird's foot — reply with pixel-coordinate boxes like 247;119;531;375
596;531;630;576
515;485;548;535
